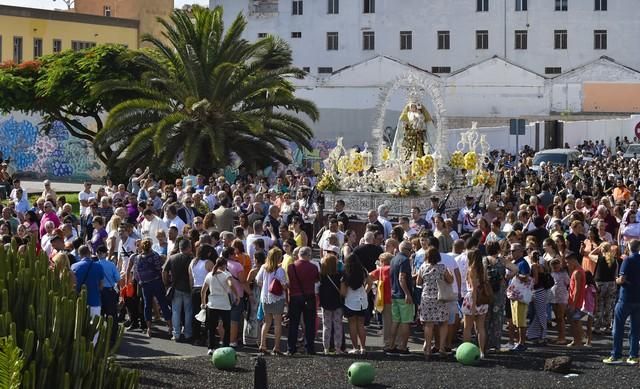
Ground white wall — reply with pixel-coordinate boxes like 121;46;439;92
212;0;640;76
562;115;640;148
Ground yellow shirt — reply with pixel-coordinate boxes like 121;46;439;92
281;254;294;282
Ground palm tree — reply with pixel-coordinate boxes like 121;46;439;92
94;5;318;176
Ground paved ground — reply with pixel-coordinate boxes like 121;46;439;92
116;319;639;388
21;180;86;195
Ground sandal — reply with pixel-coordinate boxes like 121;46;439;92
258;348;270;355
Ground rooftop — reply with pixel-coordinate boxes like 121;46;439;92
0;4;139;29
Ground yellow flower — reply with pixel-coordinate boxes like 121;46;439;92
464;151;477;171
450;151;465;169
381;148;391;161
337;156;349;174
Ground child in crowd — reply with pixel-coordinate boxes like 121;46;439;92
581;271;598;347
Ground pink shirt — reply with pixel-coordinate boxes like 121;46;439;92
226;260;244;297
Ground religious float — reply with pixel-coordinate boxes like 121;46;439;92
318;73;497;218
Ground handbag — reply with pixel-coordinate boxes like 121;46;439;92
437;278;457;302
476;281;494;305
506;277;533;304
540;271;555;290
268;272;284;296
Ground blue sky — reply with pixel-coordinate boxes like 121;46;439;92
0;0;209;10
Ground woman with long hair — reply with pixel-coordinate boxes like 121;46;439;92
526;248;549;345
433;216;453;253
132;238;173;338
189;244;216;346
341;254;372;355
203;213;217;234
244;251;266;348
341;229;358;259
256;248;287;354
106;215;122;260
581;226;601;275
201;257;239;355
319;254;343;354
51;252;76;289
460;249;489;358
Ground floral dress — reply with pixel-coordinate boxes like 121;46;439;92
418;263;448;323
461;279;489;316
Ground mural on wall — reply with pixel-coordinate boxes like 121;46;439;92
0;116;107;181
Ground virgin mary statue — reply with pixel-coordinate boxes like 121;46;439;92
391;100;434;161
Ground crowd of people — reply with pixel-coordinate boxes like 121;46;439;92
0;141;638;366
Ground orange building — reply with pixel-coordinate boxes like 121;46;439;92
74;0;174;47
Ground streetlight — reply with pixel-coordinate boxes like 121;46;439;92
52;0;74;10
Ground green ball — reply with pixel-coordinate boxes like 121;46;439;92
456;342;480;365
212;347;237;370
347;362;375;386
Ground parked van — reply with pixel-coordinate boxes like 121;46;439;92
532;148;582;172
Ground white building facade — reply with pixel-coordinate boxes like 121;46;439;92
212;0;639;77
210;0;640;152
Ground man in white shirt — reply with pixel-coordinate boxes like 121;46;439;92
9;179;28;203
377;204;393;240
457;195;479;235
117;224;137;279
202;185;218;211
424;196;440;230
317;218;345;250
140;209;168;246
245;221;274;263
163;205;185;235
399;216;418;241
78;182;96;217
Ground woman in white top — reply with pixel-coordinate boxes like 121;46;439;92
341;254;372;355
201;257;240;355
256;248;287;355
190;244;215;346
106;216;122;260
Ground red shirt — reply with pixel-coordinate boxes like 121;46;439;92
287;260;319;297
370;265;391;304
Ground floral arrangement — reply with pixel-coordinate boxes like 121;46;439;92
348;151;366;174
381;147;391;162
316;171;339;192
390;177;419;198
464;151;478;171
449;151;465;169
472;170;496;188
411;155;434;177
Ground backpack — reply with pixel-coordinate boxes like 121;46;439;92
484;258;504;293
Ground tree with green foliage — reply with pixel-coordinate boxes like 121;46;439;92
0;45;145;167
94;5;318;176
0;241;137;388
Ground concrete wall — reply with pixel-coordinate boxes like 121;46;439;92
561;115;640;148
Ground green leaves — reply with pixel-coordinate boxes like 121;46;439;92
0;337;24;389
97;5;319;176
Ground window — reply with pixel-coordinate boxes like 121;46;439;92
302;67;310;73
477;0;489;12
53;39;62;53
432;66;451;74
555;0;567;11
476;30;489;49
594;30;607;49
327;32;338;50
545;67;562;74
515;0;527;11
103;5;111;17
328;0;339;14
318;67;333;74
437;31;450;50
13;36;22;63
363;0;375;14
258;33;268;38
595;0;607;11
291;32;302;38
363;31;375;50
292;0;303;15
515;30;527;49
400;31;412;50
554;30;567;49
71;41;96;51
33;38;43;59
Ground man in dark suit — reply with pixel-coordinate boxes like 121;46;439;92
177;195;200;226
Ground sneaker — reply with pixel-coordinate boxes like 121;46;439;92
626;357;639;365
348;349;360;355
230;342;238;348
207;349;214;356
504;342;514;350
602;356;623;365
397;348;412;357
384;348;399;356
512;343;527;352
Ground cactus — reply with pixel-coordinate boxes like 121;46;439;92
0;242;138;388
